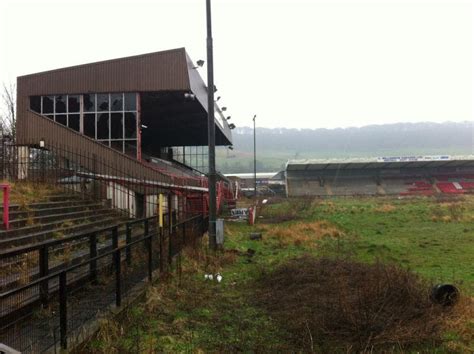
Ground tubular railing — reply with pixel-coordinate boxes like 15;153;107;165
0;213;206;353
0;141;209;222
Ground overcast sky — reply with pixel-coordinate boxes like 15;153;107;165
0;0;472;129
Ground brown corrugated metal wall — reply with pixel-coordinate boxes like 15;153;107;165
23;110;204;190
16;48;191;145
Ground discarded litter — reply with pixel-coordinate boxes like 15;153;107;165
430;284;459;306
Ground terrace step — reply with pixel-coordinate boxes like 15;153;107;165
4;202;105;221
0;215;129;248
4;207;109;229
0;199;103;212
0;210;121;239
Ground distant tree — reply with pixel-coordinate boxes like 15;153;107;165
1;83;16;140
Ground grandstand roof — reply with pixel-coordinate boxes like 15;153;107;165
286;156;474;171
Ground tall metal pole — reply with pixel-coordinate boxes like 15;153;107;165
253;115;257;198
206;0;217;250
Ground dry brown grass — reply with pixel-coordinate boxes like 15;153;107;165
442;296;474;352
431;202;469;223
254;256;455;353
374;204;396;213
260;220;344;248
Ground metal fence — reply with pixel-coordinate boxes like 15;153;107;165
1;139;209;222
0;213;207;352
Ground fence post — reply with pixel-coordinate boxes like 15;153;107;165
159;226;164;273
90;233;97;284
182;222;186;247
112;226;121;307
145;219;152;282
92;154;98;199
39;246;49;307
126;223;132;265
59;271;68;350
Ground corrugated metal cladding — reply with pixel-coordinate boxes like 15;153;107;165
17;48;190;95
23;111;204;190
16;48;192;146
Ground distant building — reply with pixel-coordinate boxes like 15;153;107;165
224;171;285;196
285;156;474;197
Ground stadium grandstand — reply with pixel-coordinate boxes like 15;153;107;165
285;155;474;197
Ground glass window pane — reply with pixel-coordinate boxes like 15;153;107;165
84;113;95;138
124;140;137;158
55;114;67;126
111;140;124;153
124;112;137;138
111;93;123;111
84;94;95;112
97;113;109;139
42;96;54;114
55;95;67;113
68;114;80;132
68;95;80;113
44;114;54;120
110;113;123;139
97;94;109;111
30;96;41;112
99;140;109;147
124;93;136;111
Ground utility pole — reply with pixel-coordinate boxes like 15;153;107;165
253;115;257;198
206;0;217;250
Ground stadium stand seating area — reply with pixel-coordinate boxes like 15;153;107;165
288;174;474;197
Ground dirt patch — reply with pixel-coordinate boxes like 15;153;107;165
254;256;452;352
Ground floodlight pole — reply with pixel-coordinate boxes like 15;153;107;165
253;115;257;198
206;0;217;250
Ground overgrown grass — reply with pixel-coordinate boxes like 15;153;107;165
0;181;59;207
85;196;474;353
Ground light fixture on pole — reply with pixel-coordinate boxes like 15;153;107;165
206;0;217;251
253;114;257;198
192;60;205;69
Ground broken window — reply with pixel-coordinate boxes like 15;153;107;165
84;94;95;112
33;92;138;159
97;94;109;111
111;93;123;111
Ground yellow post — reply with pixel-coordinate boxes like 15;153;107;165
158;194;164;227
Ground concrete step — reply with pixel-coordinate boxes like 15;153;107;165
4;203;104;221
1;199;100;212
0;215;129;248
5;207;109;229
0;210;120;239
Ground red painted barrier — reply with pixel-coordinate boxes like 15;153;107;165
0;183;10;230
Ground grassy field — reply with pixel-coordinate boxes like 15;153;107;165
86;195;474;353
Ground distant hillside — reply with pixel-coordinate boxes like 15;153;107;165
217;121;473;173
